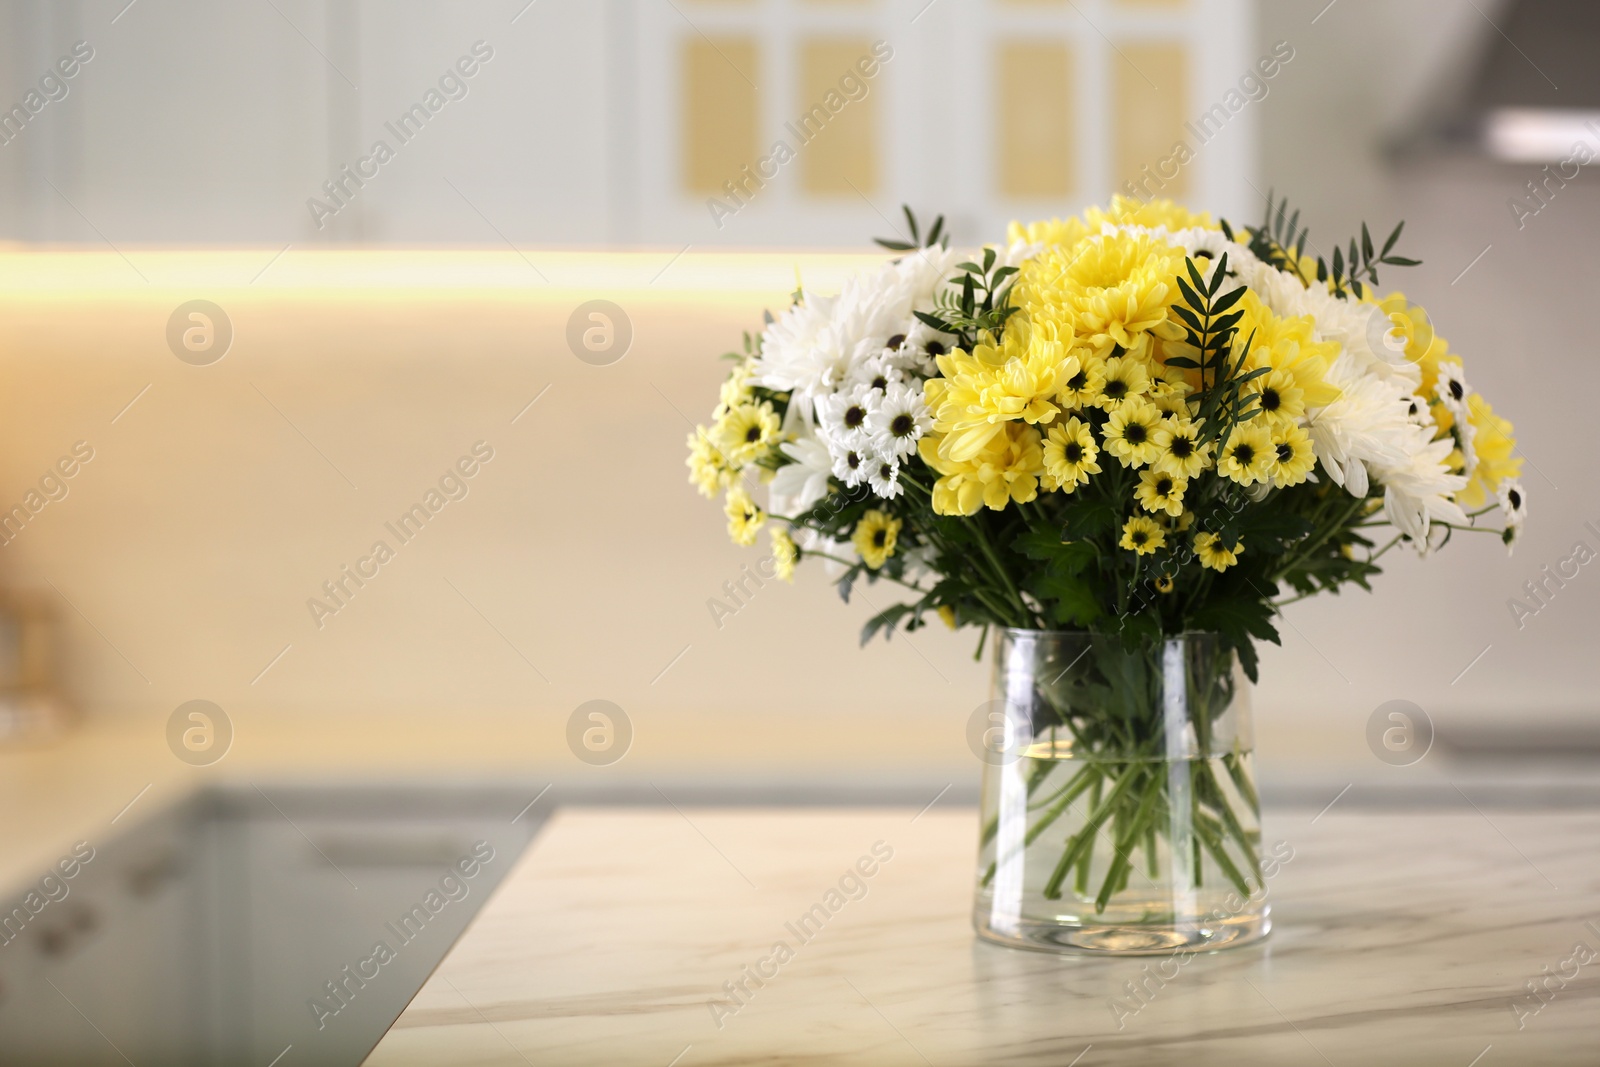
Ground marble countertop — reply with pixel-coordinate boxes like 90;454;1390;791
365;805;1600;1066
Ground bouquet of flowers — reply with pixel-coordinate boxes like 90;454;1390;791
686;196;1525;942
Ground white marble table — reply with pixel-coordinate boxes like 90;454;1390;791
364;805;1600;1065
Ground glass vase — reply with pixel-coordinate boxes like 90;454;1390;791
972;630;1269;955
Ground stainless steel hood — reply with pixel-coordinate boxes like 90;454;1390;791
1407;0;1600;163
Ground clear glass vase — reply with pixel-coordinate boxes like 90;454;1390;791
973;630;1269;955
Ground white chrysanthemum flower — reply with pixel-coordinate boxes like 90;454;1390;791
1402;394;1431;426
830;441;870;488
1434;361;1476;477
1304;352;1414;496
769;434;832;517
892;319;955;376
867;454;902;499
1377;428;1469;545
753;245;962;419
848;351;904;394
867;381;932;459
1497;478;1527;547
816;384;873;452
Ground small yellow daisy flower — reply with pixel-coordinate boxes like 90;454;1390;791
1042;416;1102;492
1057;357;1106;410
852;510;902;570
1151;416;1213;479
1120;515;1166;555
1248;368;1306;424
937;604;958;629
1092;355;1152;412
724;487;765;546
1135;469;1189;517
687;428;734;498
1269;422;1316;487
716;401;781;466
771;527;798;582
1217;422;1275;486
1102;398;1163;468
1154;573;1175;594
717;362;754;415
1194;531;1243;572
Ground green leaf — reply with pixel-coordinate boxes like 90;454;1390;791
1381;221;1403;257
1039;574;1102;627
860;602;914;646
1061;498;1120;541
1211;285;1247;314
1209;252;1231;296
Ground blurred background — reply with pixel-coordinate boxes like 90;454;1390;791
0;0;1591;768
0;0;1596;1060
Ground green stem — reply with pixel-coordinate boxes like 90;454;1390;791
1094;767;1163;913
980;764;1099;887
1042;762;1142;900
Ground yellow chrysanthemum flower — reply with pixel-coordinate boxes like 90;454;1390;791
1154;573;1175;594
1269;422;1317;487
1012;229;1188;362
1120;516;1166;556
1006;197;1216;251
1236;291;1341;411
937;604;958;629
1087;195;1218;234
1092;354;1152;412
724;487;765;546
1457;393;1522;509
1007;215;1091;249
1370;292;1453;399
771;526;798;582
1217;421;1275;486
1151;416;1214;479
686;428;735;498
1102;398;1164;468
924;320;1077;463
1135;469;1189;517
1194;531;1243;572
715;401;781;467
1041;416;1102;493
852;510;902;570
919;423;1044;516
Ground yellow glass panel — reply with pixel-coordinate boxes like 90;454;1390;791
797;38;879;196
1112;41;1188;199
996;41;1074;199
682;38;761;196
